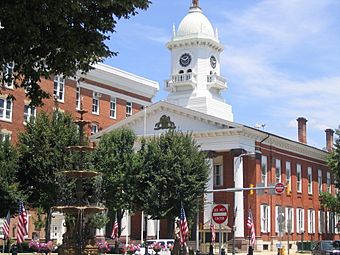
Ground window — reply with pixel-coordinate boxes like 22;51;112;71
275;206;285;233
126;101;132;117
318;210;325;234
91;123;98;135
0;130;11;142
0;98;12;121
92;92;100;114
307;209;315;233
53;75;65;102
318;169;322;193
285;207;294;234
307;167;313;194
76;86;80;110
286;161;291;189
0;218;4;238
297;164;302;193
261;155;267;185
110;97;117;119
329;212;335;234
327;172;331;193
24;105;36;123
275;159;281;183
260;204;270;233
296;208;304;233
3;62;14;88
213;164;223;186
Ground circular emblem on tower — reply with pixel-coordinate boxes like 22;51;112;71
179;53;192;67
210;55;217;69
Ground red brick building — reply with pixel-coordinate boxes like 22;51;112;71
0;63;159;142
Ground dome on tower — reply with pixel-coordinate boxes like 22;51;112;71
176;6;215;39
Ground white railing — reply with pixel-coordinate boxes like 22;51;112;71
207;74;226;83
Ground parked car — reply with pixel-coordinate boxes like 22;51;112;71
312;240;340;255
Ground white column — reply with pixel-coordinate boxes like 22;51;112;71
234;156;244;238
204;158;214;225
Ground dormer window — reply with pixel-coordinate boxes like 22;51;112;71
187;69;192;73
179;70;184;74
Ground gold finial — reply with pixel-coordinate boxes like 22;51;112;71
192;0;199;7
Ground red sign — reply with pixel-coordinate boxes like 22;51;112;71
275;182;285;194
212;204;228;224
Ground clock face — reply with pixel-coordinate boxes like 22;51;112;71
179;53;192;67
210;55;217;69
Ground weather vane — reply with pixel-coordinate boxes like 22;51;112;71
192;0;199;7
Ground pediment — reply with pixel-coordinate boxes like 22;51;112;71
92;101;240;140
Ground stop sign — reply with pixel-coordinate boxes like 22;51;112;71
275;182;285;194
212;204;228;224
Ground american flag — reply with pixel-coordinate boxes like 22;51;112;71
180;205;189;247
246;209;255;246
17;201;28;244
2;210;10;240
210;221;215;245
111;218;118;240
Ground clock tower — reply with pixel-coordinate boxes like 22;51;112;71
165;1;233;121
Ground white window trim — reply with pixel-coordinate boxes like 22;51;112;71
261;204;270;233
110;97;117;119
307;209;315;233
318;169;322;194
53;75;65;102
4;62;14;89
327;172;331;193
286;161;291;184
261;155;268;186
92;92;100;115
76;86;81;110
297;164;302;193
126;101;132;117
91;123;99;135
296;208;304;233
285;207;294;234
0;97;13;122
213;164;223;187
308;167;313;195
275;159;281;183
0;129;12;142
24;105;36;124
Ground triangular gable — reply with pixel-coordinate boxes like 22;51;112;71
92;101;241;139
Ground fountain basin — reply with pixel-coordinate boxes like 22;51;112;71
53;206;106;215
61;170;100;178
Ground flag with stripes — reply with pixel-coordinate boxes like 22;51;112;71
111;217;118;240
246;209;255;246
2;210;10;240
180;205;189;247
210;221;215;245
17;201;28;244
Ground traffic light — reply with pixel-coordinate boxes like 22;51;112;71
286;181;291;195
249;184;254;195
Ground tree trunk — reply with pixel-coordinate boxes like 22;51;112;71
45;208;52;241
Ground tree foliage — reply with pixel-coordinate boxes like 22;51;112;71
0;0;151;106
16;110;79;239
133;130;209;223
0;138;24;217
93;128;138;237
323;128;340;212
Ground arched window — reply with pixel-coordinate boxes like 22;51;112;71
179;70;184;74
187;69;192;73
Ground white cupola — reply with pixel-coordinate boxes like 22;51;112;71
165;0;233;121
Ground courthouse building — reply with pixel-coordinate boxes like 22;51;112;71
92;1;339;252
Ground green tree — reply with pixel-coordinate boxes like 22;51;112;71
92;128;138;237
16;111;79;240
0;138;24;217
134;130;209;236
322;128;340;211
0;0;151;106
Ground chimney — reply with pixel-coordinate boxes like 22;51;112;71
325;129;334;152
297;117;307;144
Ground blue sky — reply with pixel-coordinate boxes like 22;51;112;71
104;0;340;150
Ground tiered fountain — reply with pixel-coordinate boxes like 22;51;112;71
53;105;106;255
